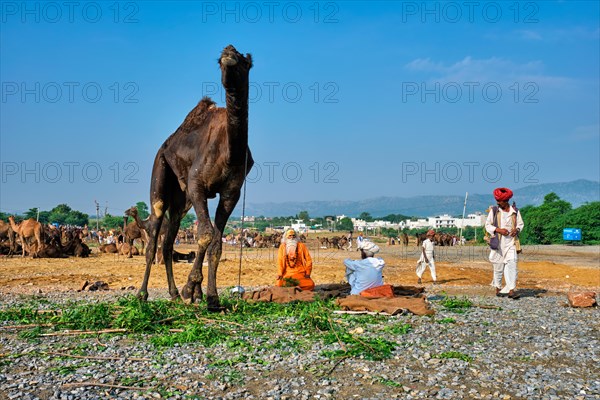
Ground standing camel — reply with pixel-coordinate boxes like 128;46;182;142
138;45;253;310
122;210;147;258
0;220;16;255
401;232;409;247
8;216;43;257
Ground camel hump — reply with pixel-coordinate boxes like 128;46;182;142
198;96;216;109
178;97;219;132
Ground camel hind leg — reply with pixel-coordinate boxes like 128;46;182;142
138;153;174;300
161;205;185;300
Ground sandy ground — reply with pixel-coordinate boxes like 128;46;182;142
0;241;598;297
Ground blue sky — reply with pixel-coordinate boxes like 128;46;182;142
1;1;598;217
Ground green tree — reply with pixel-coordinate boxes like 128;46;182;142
520;193;572;244
337;217;354;231
21;208;51;224
64;211;89;226
52;204;72;214
380;213;411;223
45;204;89;226
180;213;196;229
358;212;373;222
297;210;310;223
102;215;126;230
136;201;150;219
24;208;40;220
560;202;600;244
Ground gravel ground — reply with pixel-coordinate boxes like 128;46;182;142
0;287;598;400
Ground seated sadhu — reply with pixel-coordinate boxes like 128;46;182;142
276;229;315;291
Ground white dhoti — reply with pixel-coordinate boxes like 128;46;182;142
416;255;436;282
492;260;517;294
485;207;524;294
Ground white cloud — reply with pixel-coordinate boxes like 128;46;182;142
404;56;573;89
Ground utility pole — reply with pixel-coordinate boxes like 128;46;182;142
94;200;100;231
104;202;108;217
36;207;39;222
459;192;468;243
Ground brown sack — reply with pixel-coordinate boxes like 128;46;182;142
336;295;434;316
243;286;317;304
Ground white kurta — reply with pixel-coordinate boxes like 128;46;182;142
416;238;436;281
344;257;385;295
485;206;525;293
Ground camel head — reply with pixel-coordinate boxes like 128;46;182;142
219;45;252;91
125;206;138;218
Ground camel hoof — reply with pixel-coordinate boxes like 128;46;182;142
207;296;222;312
181;283;203;303
136;291;149;301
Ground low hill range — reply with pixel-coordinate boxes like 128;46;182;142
240;179;599;218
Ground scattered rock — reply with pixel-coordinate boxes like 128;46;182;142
567;292;597;307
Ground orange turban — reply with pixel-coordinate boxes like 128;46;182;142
493;187;513;201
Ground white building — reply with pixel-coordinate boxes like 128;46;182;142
404;218;430;230
342;212;485;232
351;218;401;232
428;214;457;229
291;219;308;233
456;213;486;228
401;213;485;230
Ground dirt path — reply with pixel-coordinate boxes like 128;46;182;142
0;244;598;296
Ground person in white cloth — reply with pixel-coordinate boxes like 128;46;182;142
355;231;364;251
485;187;525;299
416;229;437;285
343;240;385;295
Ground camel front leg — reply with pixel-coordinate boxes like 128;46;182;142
19;234;25;257
206;195;240;311
181;196;213;303
127;238;134;258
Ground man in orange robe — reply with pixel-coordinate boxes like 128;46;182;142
276;229;315;291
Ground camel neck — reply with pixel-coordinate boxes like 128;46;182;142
225;90;249;164
131;212;145;229
8;218;18;230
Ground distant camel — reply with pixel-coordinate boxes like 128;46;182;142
0;220;16;255
98;243;118;253
138;45;253;311
8;216;43;257
415;232;427;247
401;232;409;246
118;242;139;256
123;209;148;258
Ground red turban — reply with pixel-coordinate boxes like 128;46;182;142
494;187;513;201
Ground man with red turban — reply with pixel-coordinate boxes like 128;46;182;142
276;229;315;291
485;187;525;299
